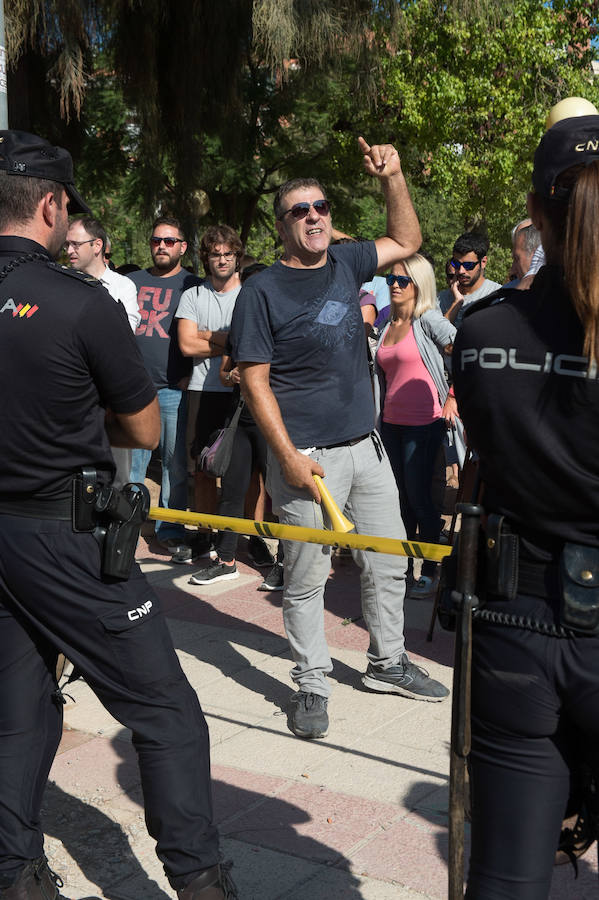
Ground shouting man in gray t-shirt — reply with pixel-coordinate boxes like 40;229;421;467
230;137;449;742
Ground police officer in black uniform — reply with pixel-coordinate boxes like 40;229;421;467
453;115;599;898
0;132;236;899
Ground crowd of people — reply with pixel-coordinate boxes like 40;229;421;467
60;167;549;738
67;183;541;607
2;100;599;898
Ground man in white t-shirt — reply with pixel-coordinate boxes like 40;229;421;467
66;215;140;485
66;217;140;331
438;232;501;329
176;225;243;519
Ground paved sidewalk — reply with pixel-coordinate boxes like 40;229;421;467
46;532;595;899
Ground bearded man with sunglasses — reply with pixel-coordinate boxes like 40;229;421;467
438;232;501;329
129;217;202;557
230;137;449;740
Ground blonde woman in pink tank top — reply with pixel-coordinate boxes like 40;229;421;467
375;253;457;596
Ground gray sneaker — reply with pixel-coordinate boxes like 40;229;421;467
257;562;284;592
286;691;329;739
362;654;449;702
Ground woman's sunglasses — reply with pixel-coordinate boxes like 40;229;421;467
386;274;413;288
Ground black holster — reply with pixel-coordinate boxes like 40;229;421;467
72;470;150;580
483;514;519;601
438;514;519;631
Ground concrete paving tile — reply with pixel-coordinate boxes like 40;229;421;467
403;785;450;831
323;645;452;743
157;588;285;635
63;681;121;736
237;604;289;637
172;568;260;596
221;779;399;864
218;835;431;900
217;837;353;900
58;726;96;755
406;628;455;670
211;764;291;825
206;707;278;750
306;738;448;807
135;560;173;580
178;652;292;714
209;714;343;778
283;867;426;900
193;624;288;662
197;651;294;713
372;694;452;754
322;599;364;632
349;816;455;899
105;870;179;899
324;679;419;738
326;621;371;653
549;854;598;897
49;735;140;801
41;781;150;899
101;786;146;825
163;615;214;650
177;638;284;686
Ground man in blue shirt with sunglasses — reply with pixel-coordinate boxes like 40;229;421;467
230;136;449;741
439;232;501;329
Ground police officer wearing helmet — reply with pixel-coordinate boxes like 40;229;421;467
453;114;599;897
0;132;236;899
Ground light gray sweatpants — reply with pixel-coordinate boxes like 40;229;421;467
267;432;408;698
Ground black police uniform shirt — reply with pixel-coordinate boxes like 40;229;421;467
229;242;377;448
453;266;599;547
0;236;156;501
129;268;201;390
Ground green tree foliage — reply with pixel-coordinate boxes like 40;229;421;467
376;0;599;256
4;0;599;278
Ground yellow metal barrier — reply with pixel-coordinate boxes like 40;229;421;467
149;507;451;563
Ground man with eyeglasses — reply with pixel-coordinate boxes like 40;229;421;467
66;216;141;487
230;136;449;740
175;225;243;555
129;217;202;558
65;216;140;332
438;232;501;328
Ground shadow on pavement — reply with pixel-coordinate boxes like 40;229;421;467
42;780;170;899
43;735;366;898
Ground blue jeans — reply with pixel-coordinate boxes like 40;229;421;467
131;388;188;542
381;418;445;578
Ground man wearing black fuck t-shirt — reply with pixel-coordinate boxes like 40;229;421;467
0;133;234;899
129;217;201;556
230;137;449;740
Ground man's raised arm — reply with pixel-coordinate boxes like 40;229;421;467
357;136;422;273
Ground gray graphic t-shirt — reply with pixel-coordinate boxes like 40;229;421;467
230;242;377;447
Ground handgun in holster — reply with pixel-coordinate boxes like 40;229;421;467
72;469;150;580
94;482;151;580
